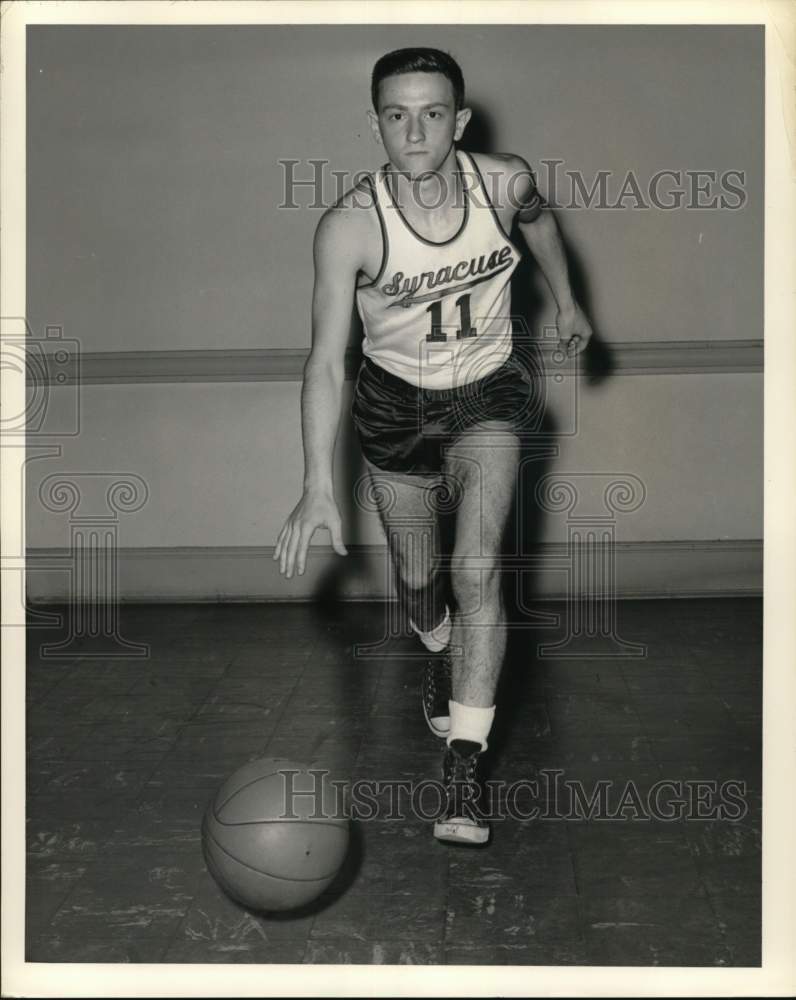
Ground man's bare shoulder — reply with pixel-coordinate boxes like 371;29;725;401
468;151;536;206
314;176;378;254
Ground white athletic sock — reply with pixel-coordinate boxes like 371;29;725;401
447;700;496;752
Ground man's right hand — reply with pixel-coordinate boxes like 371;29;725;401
273;490;348;578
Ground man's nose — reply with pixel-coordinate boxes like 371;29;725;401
407;116;425;143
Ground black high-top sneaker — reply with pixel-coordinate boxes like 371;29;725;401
433;739;490;845
421;651;451;738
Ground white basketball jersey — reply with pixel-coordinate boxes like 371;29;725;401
355;150;521;390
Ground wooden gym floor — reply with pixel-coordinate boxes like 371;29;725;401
25;597;761;965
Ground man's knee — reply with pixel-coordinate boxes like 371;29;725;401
451;559;502;612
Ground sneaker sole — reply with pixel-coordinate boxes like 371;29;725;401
433;820;490;846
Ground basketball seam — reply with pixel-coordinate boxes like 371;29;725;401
214;764;342;819
212;768;346;827
203;820;342;883
213;817;347;830
214;764;296;814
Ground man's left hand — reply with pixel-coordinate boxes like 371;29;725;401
556;304;594;358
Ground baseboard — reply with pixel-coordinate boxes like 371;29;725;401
25;539;762;602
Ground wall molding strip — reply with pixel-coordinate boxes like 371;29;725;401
30;340;763;386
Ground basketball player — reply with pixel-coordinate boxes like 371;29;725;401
275;48;593;845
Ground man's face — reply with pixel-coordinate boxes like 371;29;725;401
369;72;470;178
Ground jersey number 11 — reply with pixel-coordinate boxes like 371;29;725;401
425;294;477;342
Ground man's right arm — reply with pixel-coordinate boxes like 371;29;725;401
274;203;366;578
301;206;363;494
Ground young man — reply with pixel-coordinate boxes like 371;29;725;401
275;48;593;845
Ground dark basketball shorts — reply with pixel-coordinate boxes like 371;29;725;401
351;352;541;476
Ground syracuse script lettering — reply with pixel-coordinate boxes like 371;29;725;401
381;245;513;301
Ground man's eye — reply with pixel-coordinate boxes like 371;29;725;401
389;113;403;121
427;111;441;119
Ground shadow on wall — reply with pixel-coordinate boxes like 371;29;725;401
313;101;615;616
466;100;613;385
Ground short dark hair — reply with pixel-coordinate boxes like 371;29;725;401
371;47;465;112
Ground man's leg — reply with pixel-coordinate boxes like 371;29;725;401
433;422;520;844
363;457;447;635
362;457;453;737
444;423;520;712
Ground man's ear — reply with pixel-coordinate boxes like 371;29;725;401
367;109;383;144
454;106;472;142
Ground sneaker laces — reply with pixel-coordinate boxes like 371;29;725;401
423;653;451;709
443;745;481;805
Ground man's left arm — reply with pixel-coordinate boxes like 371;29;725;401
507;157;593;357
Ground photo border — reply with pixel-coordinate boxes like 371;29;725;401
2;1;793;996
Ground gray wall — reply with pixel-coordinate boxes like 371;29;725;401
27;24;762;350
25;25;763;599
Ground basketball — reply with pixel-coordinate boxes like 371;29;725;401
202;757;350;912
